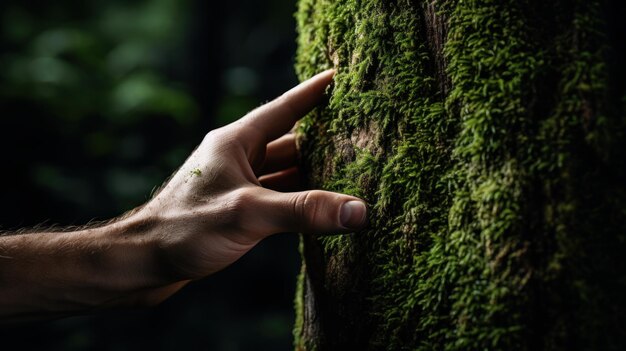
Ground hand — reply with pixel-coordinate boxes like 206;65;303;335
0;70;367;321
135;69;367;287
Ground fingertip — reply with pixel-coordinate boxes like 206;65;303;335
237;69;336;147
339;200;367;230
302;69;335;91
311;69;335;86
318;68;336;78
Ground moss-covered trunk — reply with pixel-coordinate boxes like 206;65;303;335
293;0;626;350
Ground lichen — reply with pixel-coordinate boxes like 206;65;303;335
294;0;626;350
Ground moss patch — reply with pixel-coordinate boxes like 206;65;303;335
294;0;626;350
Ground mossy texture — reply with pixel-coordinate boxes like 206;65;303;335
294;0;626;350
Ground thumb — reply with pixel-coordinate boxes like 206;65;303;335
259;189;368;234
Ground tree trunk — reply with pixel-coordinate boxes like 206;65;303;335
293;0;626;350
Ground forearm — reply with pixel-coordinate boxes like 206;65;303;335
0;216;165;323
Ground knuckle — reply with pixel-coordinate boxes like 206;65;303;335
203;128;223;143
228;187;257;216
203;127;242;154
279;92;297;115
214;188;256;230
205;127;235;144
231;188;253;212
293;191;321;231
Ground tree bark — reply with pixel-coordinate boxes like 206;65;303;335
293;0;626;350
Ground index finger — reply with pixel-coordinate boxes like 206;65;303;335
238;69;335;145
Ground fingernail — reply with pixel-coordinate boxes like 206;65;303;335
340;200;367;230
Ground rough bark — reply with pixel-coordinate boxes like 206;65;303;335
293;0;626;350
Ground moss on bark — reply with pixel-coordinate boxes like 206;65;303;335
294;0;626;350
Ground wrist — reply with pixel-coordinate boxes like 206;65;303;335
88;214;169;305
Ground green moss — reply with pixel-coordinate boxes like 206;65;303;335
293;238;306;350
294;0;626;350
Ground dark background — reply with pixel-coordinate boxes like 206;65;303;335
0;0;301;349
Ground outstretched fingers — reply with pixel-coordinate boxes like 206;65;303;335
236;69;334;150
204;69;368;239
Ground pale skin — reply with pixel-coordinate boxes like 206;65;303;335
0;70;367;323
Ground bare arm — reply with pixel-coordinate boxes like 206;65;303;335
0;219;167;323
0;70;367;323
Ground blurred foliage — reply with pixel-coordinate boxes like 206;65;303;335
0;0;300;350
0;0;200;219
0;0;197;124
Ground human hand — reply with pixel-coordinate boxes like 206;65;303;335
0;70;367;320
135;70;367;286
